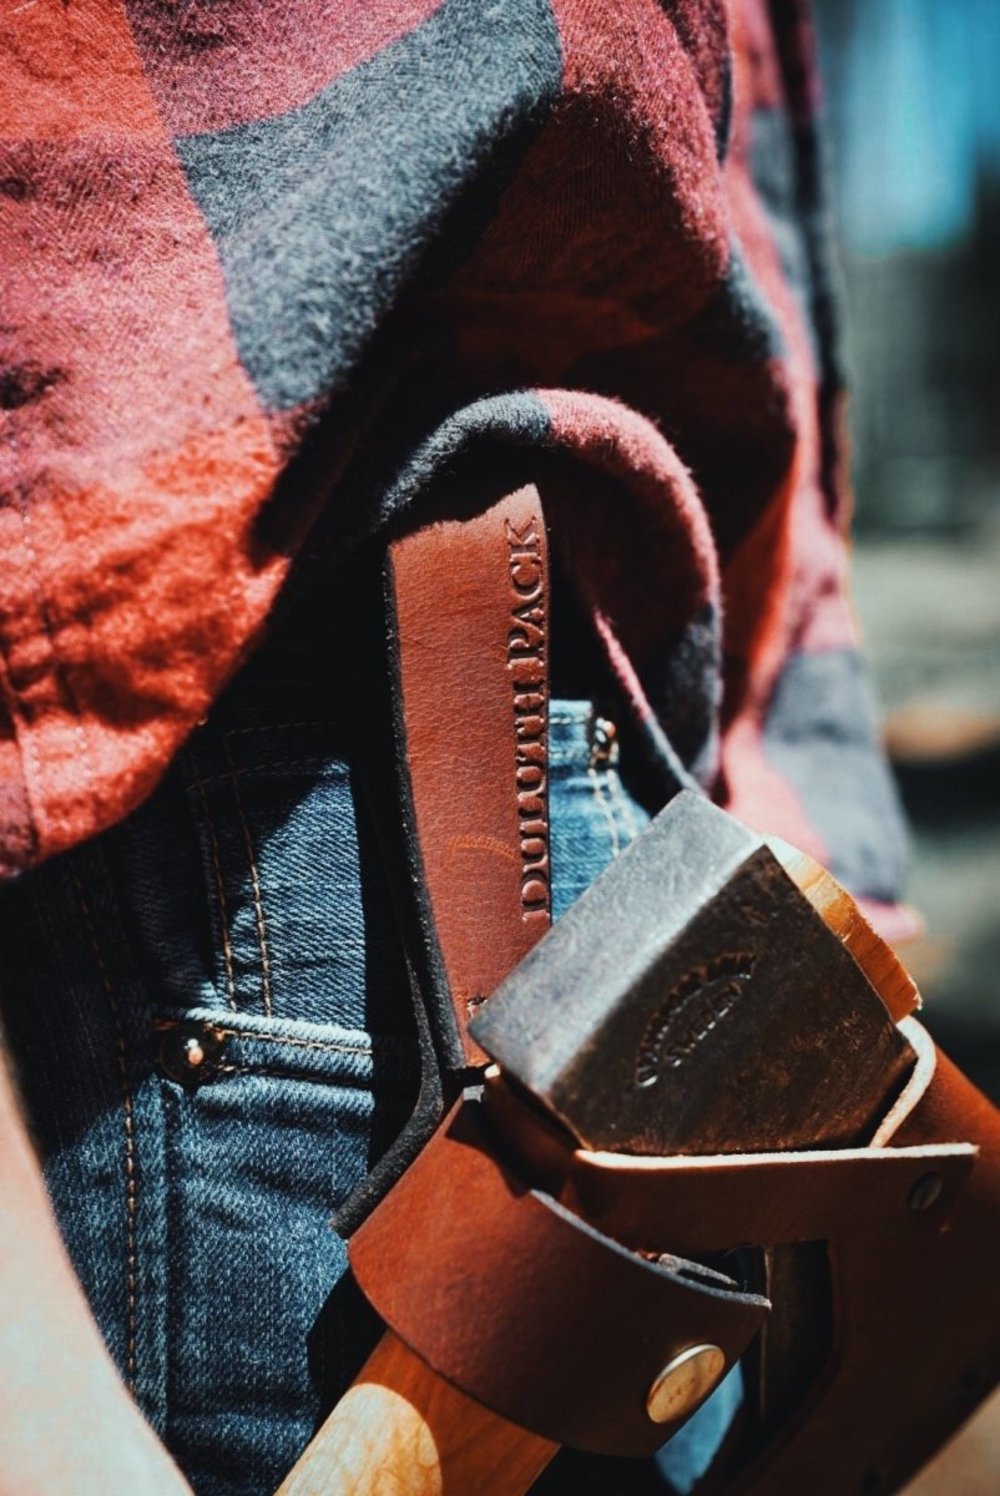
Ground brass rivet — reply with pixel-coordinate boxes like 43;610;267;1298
158;1022;224;1086
646;1344;726;1425
183;1037;206;1068
908;1172;944;1212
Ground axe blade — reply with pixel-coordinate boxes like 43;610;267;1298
470;793;913;1155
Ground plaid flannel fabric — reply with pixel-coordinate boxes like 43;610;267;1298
0;0;907;926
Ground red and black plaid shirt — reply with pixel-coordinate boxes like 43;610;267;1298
0;0;909;931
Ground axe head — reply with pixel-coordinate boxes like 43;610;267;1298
470;793;913;1156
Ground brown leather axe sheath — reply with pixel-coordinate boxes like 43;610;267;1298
277;489;1000;1496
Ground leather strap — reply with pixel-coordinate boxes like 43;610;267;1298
350;1016;1000;1470
350;1095;769;1457
730;1030;1000;1495
354;489;772;1458
331;485;552;1232
480;1045;975;1256
387;485;551;1070
351;485;1000;1483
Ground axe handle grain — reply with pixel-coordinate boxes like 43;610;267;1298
767;837;919;1023
275;1331;557;1496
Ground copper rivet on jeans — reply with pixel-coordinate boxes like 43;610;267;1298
908;1172;944;1212
158;1023;224;1086
590;715;618;766
646;1344;726;1424
184;1037;206;1067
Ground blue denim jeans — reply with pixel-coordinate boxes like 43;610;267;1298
0;658;735;1494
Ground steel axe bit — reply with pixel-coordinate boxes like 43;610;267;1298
470;791;915;1156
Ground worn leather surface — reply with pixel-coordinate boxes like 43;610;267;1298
332;487;552;1229
362;495;1000;1485
478;1051;974;1259
723;1025;1000;1496
389;486;550;1069
350;1097;769;1457
351;1013;1000;1478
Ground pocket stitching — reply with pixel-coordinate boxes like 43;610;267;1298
184;751;238;1012
221;741;273;1019
211;1026;373;1056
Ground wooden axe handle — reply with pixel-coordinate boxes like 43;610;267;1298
276;1331;557;1495
765;838;918;1023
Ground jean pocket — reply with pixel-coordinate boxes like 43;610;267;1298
150;1004;418;1492
154;1005;417;1116
153;1004;418;1229
111;701;413;1039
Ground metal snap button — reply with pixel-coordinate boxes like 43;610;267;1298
590;715;619;767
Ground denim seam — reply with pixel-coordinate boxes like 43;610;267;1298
212;1027;372;1056
587;761;621;857
607;764;641;843
210;1063;376;1085
67;865;139;1390
184;753;238;1012
222;740;273;1018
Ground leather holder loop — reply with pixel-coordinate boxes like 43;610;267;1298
349;1097;769;1457
550;1027;974;1255
333;485;553;1230
346;481;1000;1483
481;1022;1000;1490
351;1018;1000;1484
388;485;551;1071
731;1025;1000;1494
557;1137;974;1256
479;1032;975;1257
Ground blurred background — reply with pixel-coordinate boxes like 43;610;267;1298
815;0;1000;1101
813;5;1000;1485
